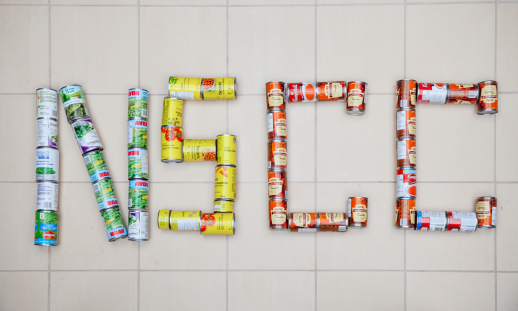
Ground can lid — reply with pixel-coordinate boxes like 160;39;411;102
36;88;58;92
267;109;286;113
396;107;416;112
36;209;58;213
128;88;149;92
268;138;287;143
396;196;417;200
478;80;497;84
397;79;417;83
348;196;368;200
266;81;285;84
477;196;496;200
59;84;82;92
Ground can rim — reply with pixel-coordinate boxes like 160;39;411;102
477;196;496;200
268;168;287;172
217;134;237;138
348;81;368;85
478;80;497;84
396;196;417;200
266;81;286;84
129;208;149;213
128;117;148;122
397;137;416;141
99;206;120;214
348;196;368;199
70;116;93;124
269;198;288;202
396;79;417;83
267;138;287;143
396;107;416;112
396;166;416;170
214;198;234;202
36;209;58;213
36;88;58;92
128;88;149;92
267;109;286;113
36;146;59;150
59;84;82;92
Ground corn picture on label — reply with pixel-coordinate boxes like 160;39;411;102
162;97;183;126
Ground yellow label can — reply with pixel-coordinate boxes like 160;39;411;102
201;212;235;235
168;76;202;100
202;77;237;100
161;126;183;163
214;165;236;200
169;211;201;231
162;97;183;126
216;134;237;166
213;199;234;213
157;210;171;230
183;139;216;161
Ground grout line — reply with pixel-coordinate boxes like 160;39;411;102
226;3;229;311
137;242;140;311
47;247;51;311
47;1;51;310
494;3;497;311
314;2;318;311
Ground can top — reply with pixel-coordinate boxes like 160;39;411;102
36;209;58;213
214;198;234;202
268;138;287;143
397;166;416;170
477;196;496;200
397;137;416;141
348;81;368;85
269;198;288;202
128;88;149;92
217;134;237;138
128;117;148;122
267;108;286;113
397;107;416;112
396;79;417;83
479;80;497;84
268;168;287;172
36;88;58;92
266;81;285;85
59;84;82;92
396;196;417;200
349;196;368;199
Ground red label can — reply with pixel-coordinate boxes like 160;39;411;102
477;81;498;115
266;81;286;110
476;196;496;228
269;199;288;230
289;212;318;232
447;84;479;105
347;81;367;115
415;211;447;231
268;169;287;199
396;79;417;109
396;138;416;168
267;109;287;140
446;211;477;232
417;83;448;104
268;139;287;169
396;167;416;197
287;82;317;103
395;198;415;229
396;109;416;139
318;213;348;232
317;81;346;101
347;197;368;227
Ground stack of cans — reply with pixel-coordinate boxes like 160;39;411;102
59;84;127;242
35;88;60;246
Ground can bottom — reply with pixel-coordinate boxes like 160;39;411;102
395;225;414;230
129;237;149;241
108;235;128;242
477;109;498;115
269;227;287;231
34;242;57;247
161;159;184;163
349;224;366;228
347;109;364;116
477;225;496;229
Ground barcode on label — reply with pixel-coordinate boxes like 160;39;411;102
338;226;346;232
44;202;52;208
400;219;407;226
268;161;271;168
93;184;100;192
142;110;148;117
128;199;132;207
52;110;57;117
84;156;91;164
468;91;478;98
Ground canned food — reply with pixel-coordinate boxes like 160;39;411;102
92;179;119;211
417;83;448;104
128;179;149;209
161;126;183;163
128;88;149;120
289;213;318;232
397;138;416;168
34;210;58;246
83;150;110;183
395;198;416;229
183;139;216;161
36;147;59;181
446;211;477;232
162;210;201;231
202;77;237;100
216;134;237;166
415;211;447;231
128;118;148;149
319;213;348;232
396;79;417;109
214;199;234;213
201;212;235;235
347;197;368;227
128;209;149;241
266;81;286;110
396;167;416;197
268;139;287;169
476;196;496;228
478;80;498;115
396;109;416;139
128;148;149;179
101;207;128;242
268;169;287;199
36;88;58;119
70;118;103;155
317;81;346;101
36;181;59;211
269;199;288;230
168;76;202;100
162;97;183;127
214;165;237;200
157;210;172;230
347;81;367;115
37;118;58;148
59;85;89;123
267;109;287;140
286;82;317;103
447;84;478;105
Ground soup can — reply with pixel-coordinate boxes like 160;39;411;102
168;76;202;100
289;212;318;232
128;148;149;179
92;179;119;211
286;82;317;103
161;126;183;163
347;81;367;115
477;80;498;115
396;167;416;198
59;85;89;123
447;84;478;105
476;196;497;228
214;165;237;200
267;109;287;140
201;212;235;235
415;211;447;231
395;198;415;229
214;199;234;213
417;83;448;104
396;108;416;139
36;181;59;211
319;213;348;232
269;199;288;230
216;134;237;166
34;210;58;246
268;169;287;199
83;150;110;183
266;81;286;110
268;139;287;169
396;138;416;168
317;81;346;101
202;77;237;100
128;88;149;120
347;197;368;227
162;97;183;127
36;88;58;119
101;207;128;242
159;210;201;231
183;139;216;161
446;211;477;232
70;118;103;155
128;209;149;241
396;79;417;109
36;147;59;181
157;210;172;230
128;118;148;149
37;118;58;148
128;179;149;209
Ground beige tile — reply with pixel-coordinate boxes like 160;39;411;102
141;271;226;311
1;0;47;3
228;7;315;95
496;95;518;181
497;4;518;92
317;96;394;182
407;4;495;83
316;183;404;270
287;102;316;182
498;273;518;310
407;183;495;271
140;7;227;95
0;6;48;93
408;0;488;2
318;0;402;3
51;6;138;93
229;271;315;311
141;0;226;4
51;271;137;311
140;183;227;270
407;272;495;311
228;183;316;270
496;184;518;271
317;271;404;310
51;0;136;4
230;0;313;4
0;272;48;311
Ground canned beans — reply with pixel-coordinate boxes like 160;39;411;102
201;212;235;235
267;109;287;140
128;179;149;209
216;134;237;166
183;139;216;161
161;126;183;163
162;97;184;127
396;79;417;109
476;196;496;228
317;81;346;101
347;81;367;115
396;138;416;168
396;109;416;139
268;169;287;199
34;210;58;246
289;213;318;232
396;167;416;198
447;84;478;105
214;165;237;200
128;88;149;120
395;198;415;229
59;85;89;123
286;82;317;103
36;147;59;182
415;211;447;231
477;80;498;115
447;211;477;232
268;139;287;169
319;213;348;232
266;81;286;110
269;199;288;230
92;179;119;211
83;150;110;183
417;83;448;104
347;197;368;227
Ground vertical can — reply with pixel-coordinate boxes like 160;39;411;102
128;148;149;179
161;126;183;163
128;88;149;120
214;199;234;213
36;88;58;119
417;83;448;104
415;211;447;231
269;199;288;230
128;179;149;209
347;197;368;227
266;81;286;110
317;81;346;101
476;196;497;228
395;198;416;229
128;118;148;149
446;211;477;232
59;85;89;123
396;108;416;139
318;213;348;232
36;147;59;181
396;138;416;168
268;169;287;199
34;210;58;246
289;213;318;232
162;97;184;127
200;212;235;235
286;82;317;103
100;207;128;241
396;79;417;109
183;139;216;161
168;76;202;100
202;77;237;100
83;150;110;183
70;118;103;155
396;167;416;198
37;118;58;148
92;179;119;211
36;181;59;211
267;109;287;140
268;139;287;169
128;209;149;241
477;81;498;115
214;165;237;200
347;81;367;115
216;134;237;166
447;84;478;105
165;210;201;231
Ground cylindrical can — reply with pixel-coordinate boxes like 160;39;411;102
268;139;287;169
161;126;183;163
347;197;368;227
395;198;416;229
59;85;89;123
347;81;367;115
476;196;496;228
128;88;149;120
267;109;287;140
415;211;447;231
396;79;417;109
396;167;416;198
446;211;478;232
201;212;235;235
83;150;110;183
478;80;498;115
100;207;128;241
36;181;59;211
201;77;237;100
70;118;103;155
289;212;318;232
37;118;58;148
396;108;416;139
157;210;172;230
36;147;59;181
92;179;119;211
269;199;288;230
165;210;201;231
447;84;478;105
214;199;234;213
266;81;286;110
214;165;237;200
286;82;317;103
128;148;149;179
319;213;348;232
216;134;237;166
183;139;216;161
397;138;416;168
168;76;202;100
128;209;149;241
128;118;148;149
34;210;58;246
417;83;448;104
128;179;149;209
162;97;183;127
317;81;346;101
268;169;287;199
36;88;58;119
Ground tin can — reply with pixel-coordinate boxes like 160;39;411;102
202;77;237;100
128;88;149;120
128;118;148;149
70;118;103;155
417;83;448;104
201;212;235;235
157;210;172;230
166;210;201;231
447;84;478;105
347;197;368;227
269;199;288;230
36;88;58;119
59;85;89;123
128;209;149;241
37;118;58;148
476;196;497;228
396;108;416;139
162;97;183;127
128;179;149;209
214;199;234;213
100;207;128;241
83;150;110;183
36;181;59;211
395;198;416;229
396;79;417;109
446;211;477;232
317;81;346;101
36;147;59;181
216;134;237;166
266;81;286;110
168;76;202;100
347;81;368;115
183;139;216;161
34;210;58;246
268;139;287;169
286;82;317;103
128;148;149;179
289;213;318;232
478;81;498;115
161;126;183;163
268;169;287;199
396;167;416;197
319;213;348;232
397;138;416;168
214;165;237;200
415;211;447;231
267;109;287;140
92;179;119;211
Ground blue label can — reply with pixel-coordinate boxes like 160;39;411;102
34;210;58;246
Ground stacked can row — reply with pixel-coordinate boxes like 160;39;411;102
168;76;237;101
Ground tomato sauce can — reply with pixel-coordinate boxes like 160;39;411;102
317;81;346;101
396;79;417;109
128;148;149;180
214;165;237;200
396;167;416;198
59;85;89;123
289;212;318;232
347;197;368;227
168;76;202;100
476;196;496;228
34;210;58;246
216;134;237;166
128;179;149;209
128;209;149;241
128;118;148;149
202;77;237;100
446;211;477;232
92;179;119;211
36;88;58;119
214;199;234;213
201;212;235;235
268;139;287;169
162;97;183;127
37;181;59;211
36;147;59;182
70;118;103;155
266;81;286;110
319;213;348;232
397;138;416;168
286;82;317;103
128;88;149;120
161;126;183;163
395;198;416;229
417;83;448;104
83;150;110;183
347;81;367;115
415;211;447;231
396;108;416;139
477;80;498;115
447;84;478;105
267;109;287;140
101;207;128;242
269;199;288;230
183;139;216;161
268;169;287;199
37;118;58;148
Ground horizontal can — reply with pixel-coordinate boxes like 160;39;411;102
318;81;346;101
216;134;237;166
214;199;234;213
289;212;318;232
201;212;235;235
128;148;149;180
128;88;149;120
476;196;496;228
168;76;202;100
36;181;59;211
417;83;448;104
36;88;58;119
128;209;149;241
83;150;110;183
128;179;149;209
319;213;348;232
167;210;201;231
447;84;478;105
347;197;368;227
128;118;148;149
71;117;103;155
415;211;447;231
269;199;288;230
162;97;183;127
92;179;119;211
396;79;417;109
286;82;317;103
267;109;287;140
446;211;477;232
396;108;416;139
34;210;58;246
214;165;237;200
268;139;287;169
36;147;59;182
183;139;216;161
161;126;183;163
478;80;498;115
202;77;237;100
37;118;58;148
266;81;286;110
101;207;127;242
268;169;287;199
59;85;89;123
395;198;415;229
396;167;416;198
396;138;416;168
347;81;368;115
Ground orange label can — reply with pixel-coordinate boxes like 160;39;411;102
347;197;368;227
396;79;417;109
318;212;348;232
268;139;287;169
396;138;416;168
396;109;416;139
267;109;287;140
317;81;346;101
289;212;318;232
266;81;286;110
287;82;317;103
200;212;235;235
476;196;496;228
268;169;287;199
395;198;415;229
269;199;288;230
347;81;367;115
447;84;479;105
477;80;498;115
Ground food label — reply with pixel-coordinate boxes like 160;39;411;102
352;205;367;222
37;182;59;211
481;85;497;97
128;119;148;149
71;118;102;153
476;201;490;212
216;135;237;166
268;177;283;196
128;89;148;119
34;211;58;246
292;213;311;227
268;88;284;107
202;78;236;100
347;88;364;107
36;148;59;181
60;86;89;121
267;113;274;132
129;211;149;240
449;212;477;232
93;179;119;211
183;139;216;161
273;148;287;166
37;89;58;118
83;151;109;183
396;111;406;131
128;180;149;209
408;118;416;135
128;148;148;179
201;213;234;235
168;76;202;100
214;166;237;200
417;211;447;231
396;169;416;197
170;211;200;231
161;126;183;162
101;208;127;240
37;118;58;148
162;97;183;126
214;200;233;213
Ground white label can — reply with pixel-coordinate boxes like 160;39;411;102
37;118;58;148
36;147;59;181
36;182;59;211
128;210;149;241
36;88;58;119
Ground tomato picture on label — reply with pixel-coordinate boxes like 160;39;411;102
162;127;183;142
202;213;216;226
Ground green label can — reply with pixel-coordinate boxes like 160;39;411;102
128;179;149;209
101;207;127;242
128;88;148;120
128;148;148;179
59;85;89;123
92;179;119;211
34;210;58;246
83;150;110;183
128;118;148;149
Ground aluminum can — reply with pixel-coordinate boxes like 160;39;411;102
446;211;477;232
319;213;348;232
289;212;318;232
214;199;234;213
269;199;288;230
36;147;59;181
214;165;237;200
317;81;346;101
128;179;149;209
476;196;496;228
415;211;447;231
397;138;416;168
37;118;58;148
396;167;416;197
83;150;110;183
128;209;149;241
59;85;89;123
34;210;58;246
160;210;201;231
268;169;287;199
417;83;448;104
201;212;235;235
216;134;237;166
36;88;58;119
447;84;478;105
268;139;287;169
395;198;416;229
477;81;498;115
286;82;317;103
201;77;237;100
128;118;148;149
266;81;286;110
396;108;416;139
168;76;202;100
267;109;287;140
183;139;216;161
101;207;128;241
157;210;172;230
71;118;103;155
128;88;149;120
161;126;183;163
396;79;417;109
162;97;183;127
36;181;59;211
347;197;368;227
92;179;119;211
128;148;149;179
347;81;367;115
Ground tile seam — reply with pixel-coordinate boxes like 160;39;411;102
2;269;514;273
403;0;407;309
314;3;318;310
226;3;229;311
494;3;498;310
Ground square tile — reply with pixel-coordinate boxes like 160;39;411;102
141;0;226;4
497;3;518;92
496;184;518;271
287;102;316;182
0;272;48;311
230;0;314;4
229;6;315;95
496;95;518;181
318;0;402;3
497;273;518;310
2;0;48;4
317;5;404;93
51;0;136;4
51;6;138;93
